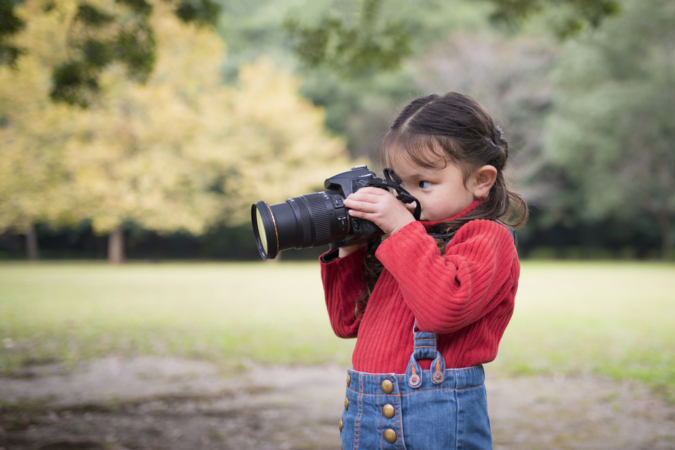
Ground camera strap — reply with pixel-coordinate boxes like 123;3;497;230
366;168;422;221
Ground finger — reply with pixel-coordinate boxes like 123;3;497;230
404;201;417;212
345;195;379;206
345;193;383;205
344;199;380;214
346;208;379;221
354;187;387;196
348;188;389;202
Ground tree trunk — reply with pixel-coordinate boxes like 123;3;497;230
656;211;673;260
26;224;39;261
108;225;125;264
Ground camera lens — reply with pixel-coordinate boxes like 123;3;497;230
254;206;269;255
251;192;349;259
252;201;277;259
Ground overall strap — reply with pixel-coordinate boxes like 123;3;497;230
412;320;438;360
407;319;446;388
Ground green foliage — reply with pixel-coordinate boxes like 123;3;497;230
284;0;621;77
74;3;114;25
218;0;491;160
0;0;352;258
489;0;621;38
49;1;157;106
544;0;675;257
50;61;100;107
0;0;24;66
116;0;152;17
174;0;220;26
284;0;411;76
114;21;155;78
0;0;219;107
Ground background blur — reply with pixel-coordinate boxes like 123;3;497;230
1;0;674;449
1;0;673;263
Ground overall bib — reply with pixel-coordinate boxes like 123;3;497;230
339;323;492;450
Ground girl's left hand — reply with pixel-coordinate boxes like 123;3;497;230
343;187;416;235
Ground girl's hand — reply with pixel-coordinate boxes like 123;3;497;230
343;187;416;236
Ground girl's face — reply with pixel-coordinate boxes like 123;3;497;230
390;155;487;222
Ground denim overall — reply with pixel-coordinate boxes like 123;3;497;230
339;323;492;449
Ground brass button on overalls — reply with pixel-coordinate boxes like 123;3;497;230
384;429;397;443
381;379;393;394
344;397;349;410
383;404;395;419
346;374;351;387
339;418;343;432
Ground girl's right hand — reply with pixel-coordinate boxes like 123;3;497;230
338;242;366;258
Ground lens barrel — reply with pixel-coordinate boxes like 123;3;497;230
251;192;350;259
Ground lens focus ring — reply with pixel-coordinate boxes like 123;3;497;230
304;194;331;246
295;197;312;247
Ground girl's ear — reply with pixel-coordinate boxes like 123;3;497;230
470;165;498;199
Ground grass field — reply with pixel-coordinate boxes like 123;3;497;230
1;261;674;400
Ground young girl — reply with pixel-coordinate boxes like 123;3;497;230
320;92;528;449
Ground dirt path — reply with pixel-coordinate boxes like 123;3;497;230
1;357;674;450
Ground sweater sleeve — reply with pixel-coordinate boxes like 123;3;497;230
375;219;516;334
319;246;368;338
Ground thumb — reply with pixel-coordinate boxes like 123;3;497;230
404;201;417;212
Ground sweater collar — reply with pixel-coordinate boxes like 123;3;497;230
418;198;483;231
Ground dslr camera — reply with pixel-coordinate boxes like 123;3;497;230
251;165;420;259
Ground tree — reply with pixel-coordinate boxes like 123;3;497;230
219;0;496;163
284;0;412;77
1;0;353;263
487;0;620;36
57;0;228;263
0;0;24;66
0;0;220;106
219;58;353;225
2;0;621;101
0;0;81;259
544;0;675;259
285;0;620;77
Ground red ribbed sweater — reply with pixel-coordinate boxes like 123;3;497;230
320;200;520;374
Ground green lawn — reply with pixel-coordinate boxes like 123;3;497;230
1;261;674;399
496;262;675;396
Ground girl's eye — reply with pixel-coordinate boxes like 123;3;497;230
419;181;432;189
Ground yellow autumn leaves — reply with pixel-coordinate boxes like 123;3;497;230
0;0;354;236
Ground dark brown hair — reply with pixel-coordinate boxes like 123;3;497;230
355;92;528;318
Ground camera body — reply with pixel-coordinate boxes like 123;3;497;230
322;164;385;246
251;165;418;259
